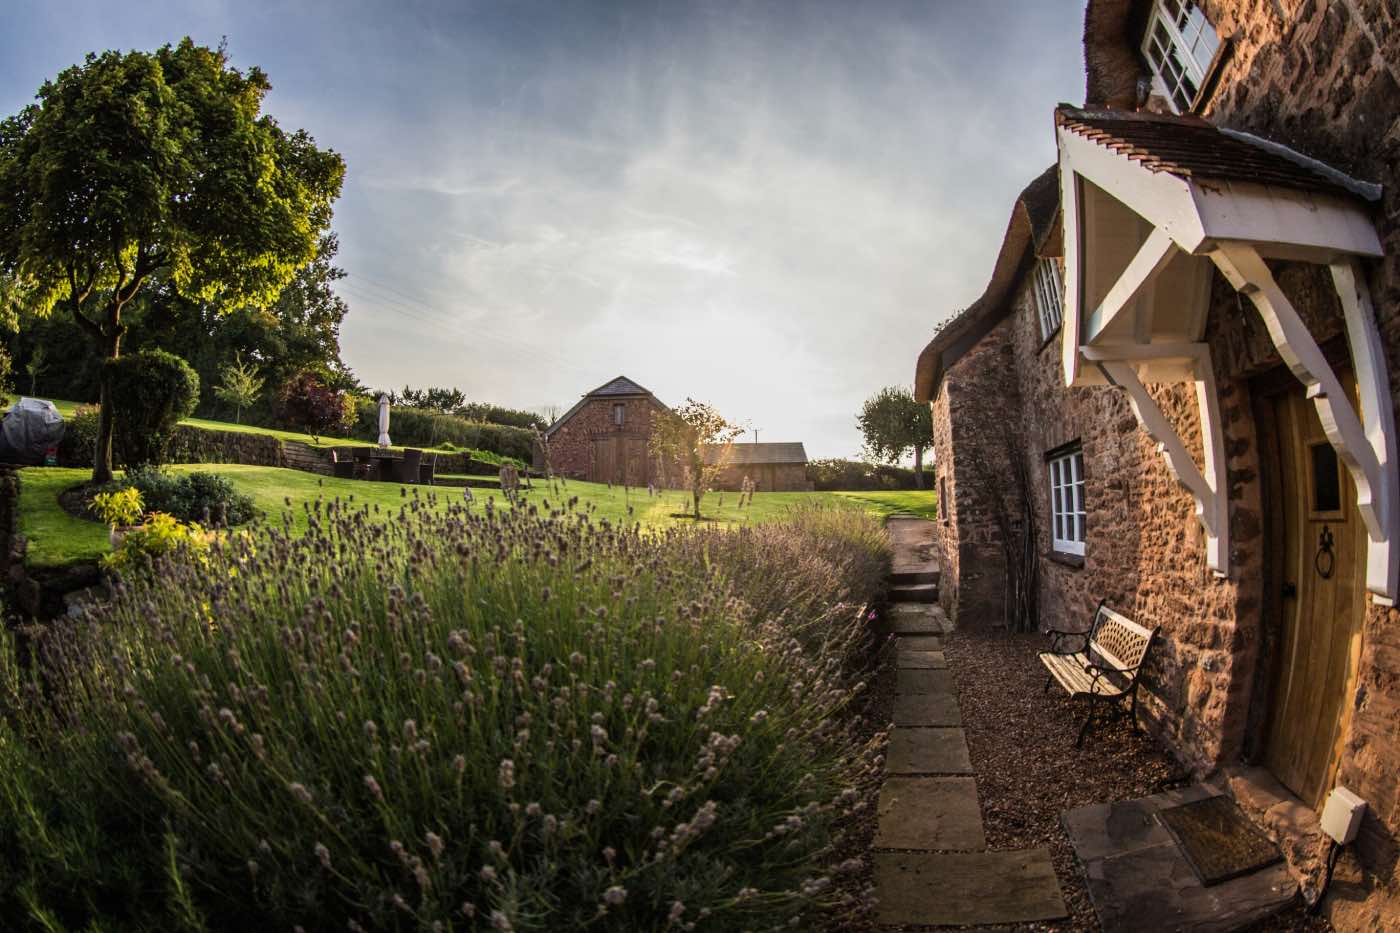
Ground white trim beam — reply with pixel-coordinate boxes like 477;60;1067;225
1212;243;1397;601
1084;227;1179;345
1099;349;1230;576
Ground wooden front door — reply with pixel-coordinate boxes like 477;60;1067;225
1263;384;1366;810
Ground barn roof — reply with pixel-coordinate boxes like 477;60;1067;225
704;442;808;466
543;375;663;437
585;375;655;397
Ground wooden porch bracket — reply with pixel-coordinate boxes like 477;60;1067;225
1096;346;1230;577
1211;243;1398;602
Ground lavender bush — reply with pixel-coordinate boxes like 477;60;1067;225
0;496;889;930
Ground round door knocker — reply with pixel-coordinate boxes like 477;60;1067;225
1315;526;1336;580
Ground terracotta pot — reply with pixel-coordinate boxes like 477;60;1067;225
109;524;144;550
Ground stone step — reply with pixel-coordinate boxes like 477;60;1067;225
896;668;955;696
897;634;944;652
874;776;985;851
875;848;1067;927
893;691;961;727
889;567;939;587
886;727;973;775
896;649;945;670
890;582;938;603
890;613;940;636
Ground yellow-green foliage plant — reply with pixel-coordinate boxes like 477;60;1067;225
0;494;890;930
102;512;211;572
91;487;143;527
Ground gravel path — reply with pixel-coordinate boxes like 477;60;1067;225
943;628;1332;932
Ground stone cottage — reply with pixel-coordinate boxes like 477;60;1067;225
537;376;668;485
916;1;1400;927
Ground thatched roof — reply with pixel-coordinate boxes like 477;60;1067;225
1083;0;1145;109
913;165;1060;402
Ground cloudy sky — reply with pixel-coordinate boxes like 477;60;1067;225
2;0;1084;458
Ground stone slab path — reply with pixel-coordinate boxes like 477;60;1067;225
874;517;1068;928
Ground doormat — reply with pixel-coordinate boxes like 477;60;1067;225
1156;795;1282;886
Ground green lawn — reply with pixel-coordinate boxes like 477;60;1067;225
17;466;898;568
832;488;939;520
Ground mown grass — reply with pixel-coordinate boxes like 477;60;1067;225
0;499;890;930
16;467;887;568
832;489;939;521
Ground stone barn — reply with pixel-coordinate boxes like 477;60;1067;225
916;1;1400;927
537;376;668;485
707;442;811;492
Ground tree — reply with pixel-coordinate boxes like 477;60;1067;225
0;39;345;483
648;399;745;520
23;344;45;396
212;352;264;423
277;370;352;443
857;385;933;488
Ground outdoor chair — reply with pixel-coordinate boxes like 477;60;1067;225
394;448;423;484
1039;600;1158;747
352;449;375;480
329;450;356;479
418;452;437;486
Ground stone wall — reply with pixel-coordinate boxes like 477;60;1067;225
932;319;1022;627
545;397;667;483
1193;2;1400;925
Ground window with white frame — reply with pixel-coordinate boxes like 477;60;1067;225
1048;447;1086;555
1142;0;1221;113
1033;257;1064;341
613;403;625;427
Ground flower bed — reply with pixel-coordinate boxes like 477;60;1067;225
0;500;890;930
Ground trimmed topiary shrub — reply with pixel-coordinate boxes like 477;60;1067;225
106;349;200;468
121;467;256;527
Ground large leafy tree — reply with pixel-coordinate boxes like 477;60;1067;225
0;39;344;482
648;399;745;520
857;385;933;488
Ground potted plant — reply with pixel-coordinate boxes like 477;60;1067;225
92;487;145;549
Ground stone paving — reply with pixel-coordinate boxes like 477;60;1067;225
874;517;1068;928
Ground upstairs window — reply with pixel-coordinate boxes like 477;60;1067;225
1048;447;1087;556
613;403;625;427
1033;257;1064;341
1143;0;1220;113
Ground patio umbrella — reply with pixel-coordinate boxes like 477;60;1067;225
377;394;391;448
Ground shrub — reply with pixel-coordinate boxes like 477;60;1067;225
57;403;102;466
102;511;212;573
277;371;354;442
106;349;201;467
91;486;143;526
351;400;534;460
0;499;888;930
807;458;932;491
121;467;256;527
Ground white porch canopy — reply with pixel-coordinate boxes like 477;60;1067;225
1055;107;1397;602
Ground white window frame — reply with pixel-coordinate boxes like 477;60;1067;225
1141;0;1220;113
1033;257;1064;341
1048;447;1086;556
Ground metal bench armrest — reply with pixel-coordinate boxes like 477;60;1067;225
1045;628;1089;653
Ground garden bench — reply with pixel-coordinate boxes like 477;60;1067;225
1039;601;1158;747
